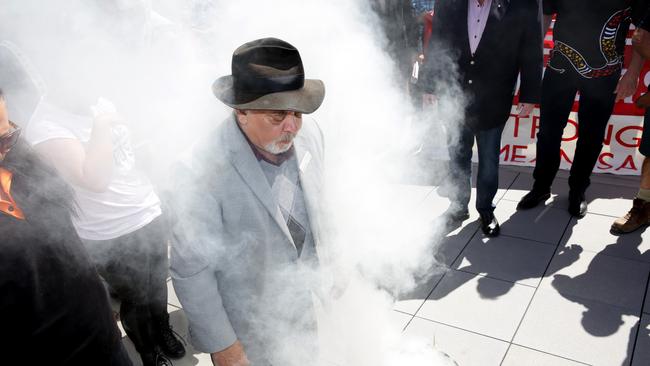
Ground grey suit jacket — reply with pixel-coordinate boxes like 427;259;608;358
169;114;325;363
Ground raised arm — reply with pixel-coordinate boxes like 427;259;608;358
34;114;114;192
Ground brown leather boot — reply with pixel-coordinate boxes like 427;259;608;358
611;198;650;234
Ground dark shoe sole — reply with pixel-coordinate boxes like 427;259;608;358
517;193;551;210
568;204;587;218
482;227;500;237
610;223;649;235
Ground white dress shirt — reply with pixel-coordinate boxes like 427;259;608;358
467;0;492;54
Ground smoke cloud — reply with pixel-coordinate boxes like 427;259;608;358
1;1;465;365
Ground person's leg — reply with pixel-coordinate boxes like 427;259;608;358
132;216;185;359
88;230;170;366
640;114;650;190
474;123;506;237
532;69;580;191
611;109;650;234
569;74;619;198
519;69;578;209
446;123;474;216
475;123;506;215
641;158;650;190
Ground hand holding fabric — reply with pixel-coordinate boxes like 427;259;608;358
615;71;640;102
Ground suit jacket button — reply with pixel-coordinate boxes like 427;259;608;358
468;79;473;84
470;60;475;65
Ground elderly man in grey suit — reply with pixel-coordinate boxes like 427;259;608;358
170;38;327;366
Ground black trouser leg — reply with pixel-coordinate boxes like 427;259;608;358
533;69;579;191
568;74;619;194
85;216;170;357
447;124;474;211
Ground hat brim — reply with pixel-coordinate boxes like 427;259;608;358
212;75;325;114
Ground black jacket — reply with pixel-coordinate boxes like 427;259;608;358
0;140;132;366
422;0;543;131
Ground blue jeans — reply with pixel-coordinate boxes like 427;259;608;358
447;123;505;215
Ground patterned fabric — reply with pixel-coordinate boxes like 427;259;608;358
259;156;312;257
544;0;649;79
412;0;434;14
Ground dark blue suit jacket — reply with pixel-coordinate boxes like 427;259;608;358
422;0;543;131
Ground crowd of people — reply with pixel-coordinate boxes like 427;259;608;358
2;1;650;366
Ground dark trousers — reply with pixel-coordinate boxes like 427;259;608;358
533;68;619;194
84;216;170;355
448;123;506;214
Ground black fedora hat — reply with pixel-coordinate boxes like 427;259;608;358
212;38;325;114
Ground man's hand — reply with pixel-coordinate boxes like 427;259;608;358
516;103;535;118
422;93;437;108
211;341;250;366
615;70;640;102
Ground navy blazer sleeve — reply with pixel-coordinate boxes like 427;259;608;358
517;0;544;105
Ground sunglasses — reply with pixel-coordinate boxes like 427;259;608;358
0;121;21;154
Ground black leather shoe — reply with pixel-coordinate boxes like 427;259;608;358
517;189;551;210
568;192;587;218
141;351;173;366
479;212;500;237
156;319;186;359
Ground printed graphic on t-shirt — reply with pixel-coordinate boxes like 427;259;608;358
111;124;136;173
549;8;632;78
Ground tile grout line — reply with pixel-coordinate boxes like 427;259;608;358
404;172;519;331
499;196;633;220
507;343;592;366
499;205;574;366
404;222;482;330
410;315;515;344
628;269;650;365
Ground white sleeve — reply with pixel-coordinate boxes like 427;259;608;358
25;118;77;146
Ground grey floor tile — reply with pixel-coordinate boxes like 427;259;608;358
560;213;650;263
395;271;445;315
390;310;413;331
392;184;436;206
539;247;649;312
645;284;650;314
452;235;556;287
501;173;569;208
632;314;650;366
404;317;509;366
416;270;536;340
168;279;182;309
433;221;480;267
494;200;572;244
586;183;638;218
502;345;589;366
435;165;519;205
514;288;639;366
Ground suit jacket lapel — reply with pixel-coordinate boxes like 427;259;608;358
293;135;322;247
225;117;297;248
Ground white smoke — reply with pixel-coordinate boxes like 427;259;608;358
1;0;465;365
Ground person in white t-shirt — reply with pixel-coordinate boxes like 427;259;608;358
26;99;185;366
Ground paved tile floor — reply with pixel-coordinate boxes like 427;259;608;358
121;166;650;366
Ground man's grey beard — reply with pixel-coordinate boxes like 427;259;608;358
263;133;296;155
